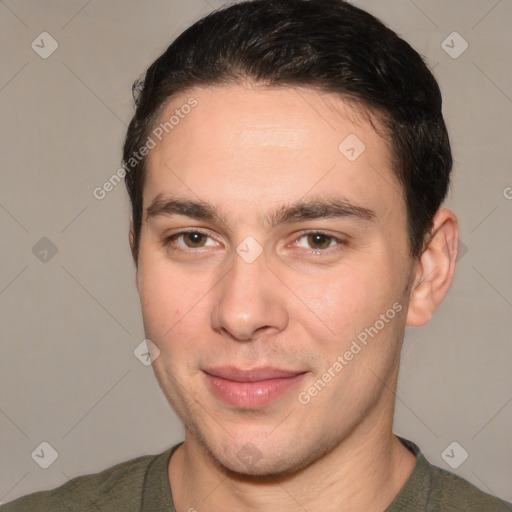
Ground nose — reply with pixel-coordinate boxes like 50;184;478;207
211;250;289;341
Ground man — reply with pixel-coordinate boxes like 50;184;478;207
3;0;511;510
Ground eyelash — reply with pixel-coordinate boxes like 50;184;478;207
163;229;347;255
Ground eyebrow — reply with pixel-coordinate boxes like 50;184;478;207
145;194;376;228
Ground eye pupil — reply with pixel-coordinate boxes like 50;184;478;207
308;233;331;249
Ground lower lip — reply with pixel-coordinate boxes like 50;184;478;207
204;372;307;408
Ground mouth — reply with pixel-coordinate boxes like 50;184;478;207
202;366;308;409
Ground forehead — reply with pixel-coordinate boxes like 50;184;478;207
143;84;402;220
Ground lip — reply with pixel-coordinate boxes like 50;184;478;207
203;366;307;408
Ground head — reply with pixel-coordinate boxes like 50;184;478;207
123;0;458;475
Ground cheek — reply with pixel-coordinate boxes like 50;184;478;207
288;265;374;336
288;255;404;349
137;255;212;350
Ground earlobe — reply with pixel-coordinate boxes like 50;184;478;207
406;208;459;327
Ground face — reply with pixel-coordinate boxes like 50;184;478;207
135;84;415;476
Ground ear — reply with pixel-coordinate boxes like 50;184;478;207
128;224;139;284
406;208;459;327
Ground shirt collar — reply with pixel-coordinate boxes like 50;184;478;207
141;437;431;512
384;436;432;511
141;442;182;512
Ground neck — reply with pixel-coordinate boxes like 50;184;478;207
168;405;416;512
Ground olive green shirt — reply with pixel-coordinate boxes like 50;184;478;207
2;437;511;511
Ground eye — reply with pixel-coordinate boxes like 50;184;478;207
167;231;219;249
294;232;343;251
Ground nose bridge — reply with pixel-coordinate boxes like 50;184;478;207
211;250;288;340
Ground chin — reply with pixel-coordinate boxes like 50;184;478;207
199;431;327;479
219;450;304;478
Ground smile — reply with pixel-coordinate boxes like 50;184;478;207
202;366;308;409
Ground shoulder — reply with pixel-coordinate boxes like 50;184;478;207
394;437;512;512
429;463;512;511
0;451;166;512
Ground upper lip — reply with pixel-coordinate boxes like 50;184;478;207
203;366;306;382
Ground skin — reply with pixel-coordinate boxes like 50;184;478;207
130;83;459;512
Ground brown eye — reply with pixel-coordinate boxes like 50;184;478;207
164;230;220;253
307;233;333;250
294;232;341;252
182;232;208;247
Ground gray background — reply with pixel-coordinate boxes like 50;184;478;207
1;0;511;505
